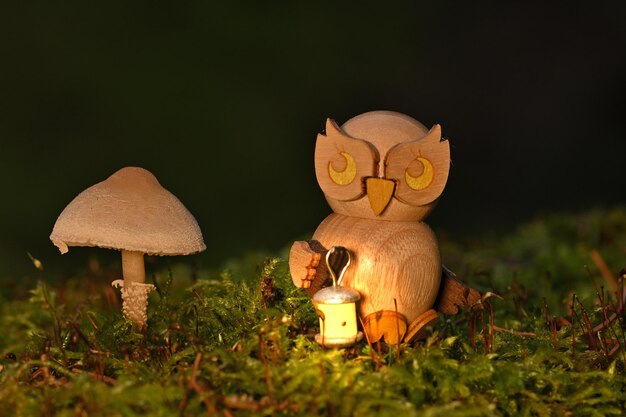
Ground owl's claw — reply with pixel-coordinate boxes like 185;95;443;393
301;265;320;289
289;240;330;296
310;252;321;268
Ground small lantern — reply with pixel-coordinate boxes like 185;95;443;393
313;246;363;348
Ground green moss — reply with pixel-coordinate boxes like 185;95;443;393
0;207;624;416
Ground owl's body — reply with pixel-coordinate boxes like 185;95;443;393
312;213;441;325
290;111;465;344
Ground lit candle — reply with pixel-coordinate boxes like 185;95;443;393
312;246;363;348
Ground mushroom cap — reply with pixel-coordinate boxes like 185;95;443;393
50;167;206;256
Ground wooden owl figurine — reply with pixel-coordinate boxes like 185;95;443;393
290;111;472;344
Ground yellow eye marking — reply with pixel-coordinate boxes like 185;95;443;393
328;152;357;185
405;157;434;190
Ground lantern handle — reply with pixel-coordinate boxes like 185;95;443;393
325;246;352;287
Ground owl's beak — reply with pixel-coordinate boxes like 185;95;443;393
365;178;396;216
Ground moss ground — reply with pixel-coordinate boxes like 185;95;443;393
0;207;625;416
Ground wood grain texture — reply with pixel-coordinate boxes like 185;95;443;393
434;268;481;315
341;111;429;163
314;119;378;202
326;193;437;223
404;309;439;343
311;213;442;327
317;112;446;222
362;310;407;344
293;111;475;343
365;178;396;216
289;240;331;296
385;124;450;207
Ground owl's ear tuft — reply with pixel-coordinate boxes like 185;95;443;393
323;118;343;137
421;124;443;144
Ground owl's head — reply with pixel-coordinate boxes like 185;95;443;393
315;111;450;222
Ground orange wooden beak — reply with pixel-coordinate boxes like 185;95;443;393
365;178;396;216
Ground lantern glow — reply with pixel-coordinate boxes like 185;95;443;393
312;246;363;348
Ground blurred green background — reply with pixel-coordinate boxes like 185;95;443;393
0;1;624;279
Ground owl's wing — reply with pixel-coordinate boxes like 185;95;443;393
434;266;481;315
289;240;332;297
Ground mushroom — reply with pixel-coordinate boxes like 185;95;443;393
50;167;206;326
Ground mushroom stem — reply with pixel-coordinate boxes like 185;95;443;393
122;250;146;285
113;250;155;326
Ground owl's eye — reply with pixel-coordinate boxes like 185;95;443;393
328;152;357;185
404;157;434;190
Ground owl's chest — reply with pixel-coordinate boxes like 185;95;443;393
313;213;439;263
312;213;442;318
313;213;441;286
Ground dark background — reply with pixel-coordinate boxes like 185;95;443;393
1;2;624;279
